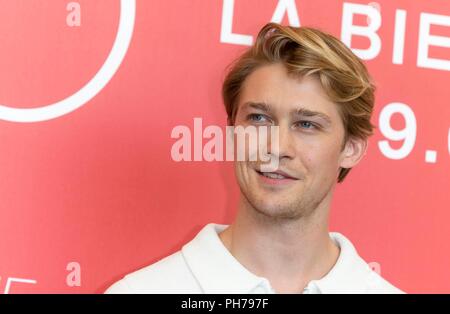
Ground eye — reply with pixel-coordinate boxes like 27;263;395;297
247;113;269;123
297;121;318;129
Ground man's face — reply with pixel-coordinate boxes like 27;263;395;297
233;62;363;220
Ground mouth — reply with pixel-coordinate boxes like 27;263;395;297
255;169;300;185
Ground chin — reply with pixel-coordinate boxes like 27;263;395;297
249;194;303;219
254;205;303;220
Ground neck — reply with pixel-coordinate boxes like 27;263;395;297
219;193;340;293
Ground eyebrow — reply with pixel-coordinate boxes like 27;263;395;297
242;101;332;124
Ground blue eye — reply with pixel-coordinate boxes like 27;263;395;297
298;121;317;129
248;114;268;123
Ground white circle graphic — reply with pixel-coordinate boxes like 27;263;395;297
0;0;136;123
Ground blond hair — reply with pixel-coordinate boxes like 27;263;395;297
222;22;377;183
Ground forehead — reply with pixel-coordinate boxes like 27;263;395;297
238;63;340;122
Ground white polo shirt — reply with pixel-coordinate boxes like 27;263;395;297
104;223;405;294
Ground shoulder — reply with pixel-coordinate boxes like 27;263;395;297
104;250;201;294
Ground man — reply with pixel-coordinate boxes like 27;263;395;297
105;22;404;294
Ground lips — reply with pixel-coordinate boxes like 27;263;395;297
255;169;299;180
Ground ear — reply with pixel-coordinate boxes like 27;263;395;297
339;137;368;169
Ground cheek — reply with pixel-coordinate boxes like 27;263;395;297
234;161;252;184
299;141;342;175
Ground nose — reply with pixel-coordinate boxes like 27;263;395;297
267;122;296;161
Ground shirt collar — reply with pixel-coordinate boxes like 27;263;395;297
181;223;373;294
310;232;373;293
181;223;266;293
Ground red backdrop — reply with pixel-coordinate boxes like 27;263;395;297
0;0;449;293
